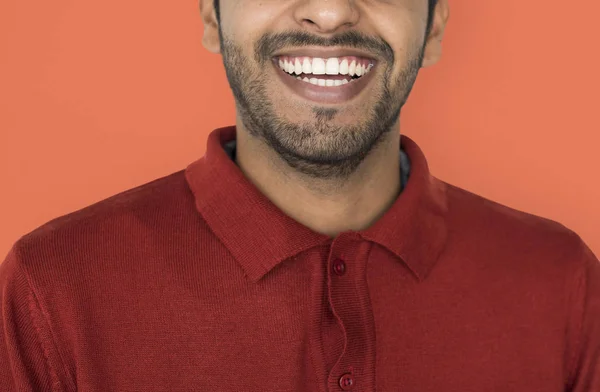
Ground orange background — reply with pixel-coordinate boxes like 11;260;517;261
1;0;598;259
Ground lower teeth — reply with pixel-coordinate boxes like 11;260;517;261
294;76;356;86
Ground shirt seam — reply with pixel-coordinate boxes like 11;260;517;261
15;244;76;392
564;237;588;388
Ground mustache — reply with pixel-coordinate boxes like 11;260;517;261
254;30;394;65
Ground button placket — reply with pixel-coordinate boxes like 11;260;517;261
326;235;377;392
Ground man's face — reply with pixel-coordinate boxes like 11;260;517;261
206;0;437;179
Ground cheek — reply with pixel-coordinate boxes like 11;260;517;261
369;4;427;58
380;24;425;80
221;1;284;42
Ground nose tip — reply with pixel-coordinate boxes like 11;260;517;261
294;0;359;35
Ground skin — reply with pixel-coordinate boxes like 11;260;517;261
199;0;449;237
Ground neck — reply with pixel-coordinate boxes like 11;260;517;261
234;121;402;237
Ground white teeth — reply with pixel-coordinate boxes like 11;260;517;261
279;56;374;79
278;56;372;87
356;63;363;76
302;58;312;74
348;60;356;76
294;76;354;87
312;58;326;75
325;58;339;75
294;58;302;75
339;59;349;75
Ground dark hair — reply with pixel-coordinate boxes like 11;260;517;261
426;0;438;35
213;0;438;33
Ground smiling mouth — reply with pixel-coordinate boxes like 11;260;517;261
274;55;374;86
271;54;377;104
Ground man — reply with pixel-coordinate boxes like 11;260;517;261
1;0;598;390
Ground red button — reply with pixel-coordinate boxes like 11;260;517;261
332;258;346;276
339;373;354;390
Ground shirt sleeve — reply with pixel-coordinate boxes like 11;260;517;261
0;244;67;392
566;238;600;392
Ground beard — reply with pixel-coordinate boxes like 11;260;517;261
219;30;425;180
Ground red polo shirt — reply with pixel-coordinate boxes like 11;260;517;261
1;126;599;391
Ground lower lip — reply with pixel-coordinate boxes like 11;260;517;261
271;58;376;105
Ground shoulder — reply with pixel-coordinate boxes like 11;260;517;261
438;178;596;273
6;169;200;281
23;169;189;239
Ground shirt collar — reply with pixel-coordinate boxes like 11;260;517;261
185;126;448;283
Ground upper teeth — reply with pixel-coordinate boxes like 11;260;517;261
277;56;373;77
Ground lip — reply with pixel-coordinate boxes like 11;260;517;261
271;58;377;105
272;47;378;62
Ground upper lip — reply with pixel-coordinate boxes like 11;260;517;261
272;47;378;62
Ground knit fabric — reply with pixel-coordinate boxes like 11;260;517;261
1;125;598;391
